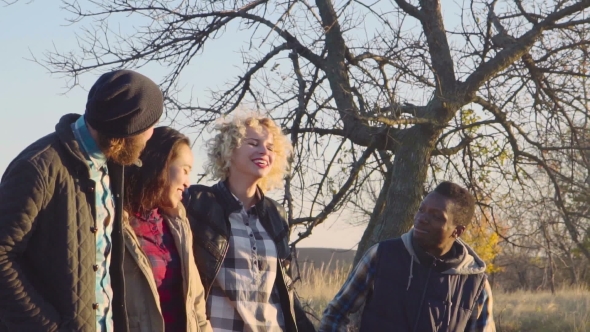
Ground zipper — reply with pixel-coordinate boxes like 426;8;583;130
205;238;230;299
166;215;196;331
412;262;434;332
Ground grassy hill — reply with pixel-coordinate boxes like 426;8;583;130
293;247;356;271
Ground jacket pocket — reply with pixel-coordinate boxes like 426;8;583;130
423;298;452;331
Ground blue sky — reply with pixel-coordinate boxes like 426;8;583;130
0;1;365;249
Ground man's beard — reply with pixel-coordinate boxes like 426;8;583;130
97;134;146;166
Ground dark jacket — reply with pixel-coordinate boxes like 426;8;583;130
359;231;487;332
183;182;316;332
0;114;128;331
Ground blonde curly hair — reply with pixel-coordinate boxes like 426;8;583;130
205;115;293;192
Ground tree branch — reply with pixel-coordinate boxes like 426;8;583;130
291;141;378;245
463;0;590;96
238;12;326;69
393;0;423;20
432;137;474;156
284;127;345;136
474;95;590;260
418;0;457;95
211;43;290;113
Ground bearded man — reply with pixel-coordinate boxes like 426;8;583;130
0;70;163;332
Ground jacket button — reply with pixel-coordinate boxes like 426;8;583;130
88;187;94;192
90;227;98;233
92;303;99;310
93;265;98;272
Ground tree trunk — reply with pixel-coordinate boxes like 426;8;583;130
541;221;556;294
354;125;438;262
353;165;393;265
556;241;579;286
566;255;579;286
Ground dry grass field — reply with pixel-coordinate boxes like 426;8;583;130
295;260;590;332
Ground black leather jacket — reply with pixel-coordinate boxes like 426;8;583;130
183;182;316;332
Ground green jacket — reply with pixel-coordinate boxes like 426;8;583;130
123;206;212;332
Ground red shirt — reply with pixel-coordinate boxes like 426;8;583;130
130;209;186;332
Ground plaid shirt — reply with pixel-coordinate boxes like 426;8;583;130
129;209;186;332
319;243;495;332
71;116;114;332
207;184;285;332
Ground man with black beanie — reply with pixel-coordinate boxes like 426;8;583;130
0;69;163;331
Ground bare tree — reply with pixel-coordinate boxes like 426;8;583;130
39;0;590;262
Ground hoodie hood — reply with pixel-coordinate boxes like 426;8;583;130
401;229;486;275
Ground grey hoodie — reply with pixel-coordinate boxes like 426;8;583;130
401;229;487;277
401;229;488;330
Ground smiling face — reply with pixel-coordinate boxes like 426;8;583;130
413;192;465;256
161;143;193;209
228;126;275;184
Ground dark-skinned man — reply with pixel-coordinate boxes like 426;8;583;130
319;181;495;332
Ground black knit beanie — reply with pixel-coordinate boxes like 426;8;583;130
85;70;164;138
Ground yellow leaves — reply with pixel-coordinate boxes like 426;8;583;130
462;213;504;274
461;108;480;133
498;150;510;166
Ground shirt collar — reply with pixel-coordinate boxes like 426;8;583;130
135;208;163;224
72;115;108;170
220;180;264;213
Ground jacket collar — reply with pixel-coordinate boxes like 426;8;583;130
410;235;465;273
215;180;266;216
55;113;92;170
71;115;108;171
401;229;487;275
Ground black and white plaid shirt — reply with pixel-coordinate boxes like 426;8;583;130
207;190;285;332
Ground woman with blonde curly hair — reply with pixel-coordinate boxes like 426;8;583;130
183;115;316;332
